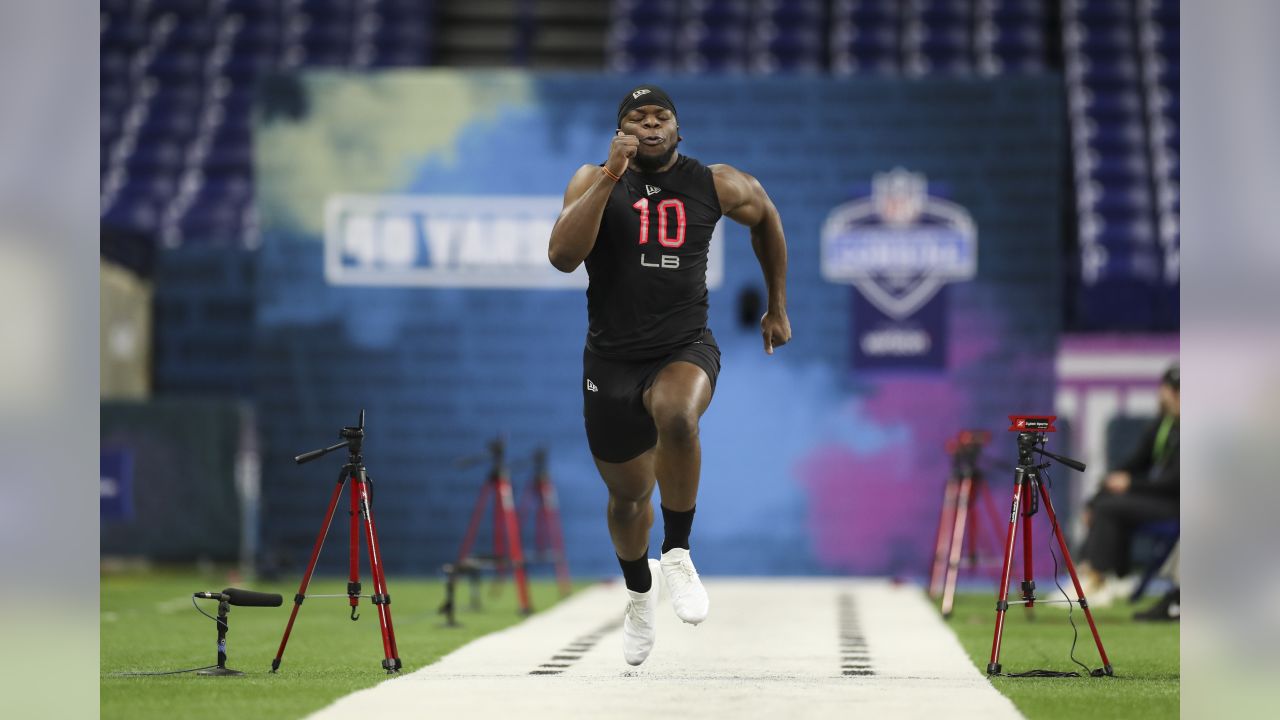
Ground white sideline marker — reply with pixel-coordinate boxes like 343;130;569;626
306;579;1024;720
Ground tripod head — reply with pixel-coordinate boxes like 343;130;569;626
488;436;506;472
1009;415;1086;472
295;410;366;465
453;435;531;477
948;430;990;477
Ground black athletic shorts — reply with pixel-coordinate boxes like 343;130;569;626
582;328;721;464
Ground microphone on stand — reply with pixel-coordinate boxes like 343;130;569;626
189;587;282;677
193;588;284;607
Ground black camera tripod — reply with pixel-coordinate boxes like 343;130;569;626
987;422;1113;676
272;410;402;674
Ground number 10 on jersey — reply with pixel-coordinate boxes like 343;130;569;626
633;198;687;248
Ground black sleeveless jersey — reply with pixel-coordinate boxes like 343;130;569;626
584;154;722;359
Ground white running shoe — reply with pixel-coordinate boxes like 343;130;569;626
660;547;709;624
621;559;661;666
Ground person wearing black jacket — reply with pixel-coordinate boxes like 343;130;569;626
1079;364;1180;604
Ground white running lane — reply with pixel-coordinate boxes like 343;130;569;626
307;579;1023;720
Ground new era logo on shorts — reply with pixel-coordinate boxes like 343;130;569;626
586;379;598;392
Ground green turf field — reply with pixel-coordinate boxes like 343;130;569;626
103;572;1179;719
101;569;591;720
945;591;1180;719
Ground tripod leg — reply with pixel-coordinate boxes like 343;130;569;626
987;470;1027;675
492;476;508;584
497;472;533;614
357;469;401;672
941;475;973;618
272;470;348;672
967;493;982;570
929;477;959;599
348;476;362;621
439;566;460;627
1036;479;1114;675
1021;482;1036;608
534;482;550;557
542;479;572;598
457;481;492;565
520;480;541;555
489;477;508;600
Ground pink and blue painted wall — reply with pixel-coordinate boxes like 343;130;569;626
250;72;1064;578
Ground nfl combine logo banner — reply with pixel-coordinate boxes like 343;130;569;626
820;168;977;370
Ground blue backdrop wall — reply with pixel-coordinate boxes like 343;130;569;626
248;71;1063;579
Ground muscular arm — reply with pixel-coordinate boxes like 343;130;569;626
547;164;616;273
711;164;792;353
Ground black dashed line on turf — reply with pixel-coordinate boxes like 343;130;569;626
837;593;875;677
529;618;622;675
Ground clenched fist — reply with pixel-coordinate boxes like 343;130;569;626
761;309;791;355
606;130;638;178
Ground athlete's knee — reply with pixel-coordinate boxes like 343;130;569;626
653;403;699;444
608;493;651;524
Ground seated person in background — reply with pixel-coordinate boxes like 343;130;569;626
1078;363;1180;606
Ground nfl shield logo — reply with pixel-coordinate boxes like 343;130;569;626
873;169;926;227
820;168;978;320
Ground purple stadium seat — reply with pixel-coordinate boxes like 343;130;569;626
615;23;676;59
169;21;216;49
614;0;681;27
1075;0;1133;24
692;0;751;25
144;0;208;20
102;20;147;51
756;24;824;73
759;0;824;26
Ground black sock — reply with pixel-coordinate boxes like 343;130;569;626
660;505;695;553
617;550;652;593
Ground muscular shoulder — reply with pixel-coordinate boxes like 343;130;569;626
563;163;608;206
709;164;767;220
709;164;760;210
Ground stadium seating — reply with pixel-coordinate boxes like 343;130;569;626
1064;0;1179;329
610;0;1053;77
100;0;436;248
101;0;1178;334
608;0;827;74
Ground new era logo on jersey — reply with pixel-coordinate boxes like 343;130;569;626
586;379;598;392
645;185;661;196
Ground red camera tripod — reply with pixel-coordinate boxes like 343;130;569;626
454;436;533;615
271;411;401;674
518;447;572;599
987;416;1113;677
928;430;1004;618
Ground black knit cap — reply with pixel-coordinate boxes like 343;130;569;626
617;84;677;127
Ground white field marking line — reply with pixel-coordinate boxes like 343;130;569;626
307;578;1024;720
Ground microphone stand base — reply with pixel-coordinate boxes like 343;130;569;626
197;667;245;677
